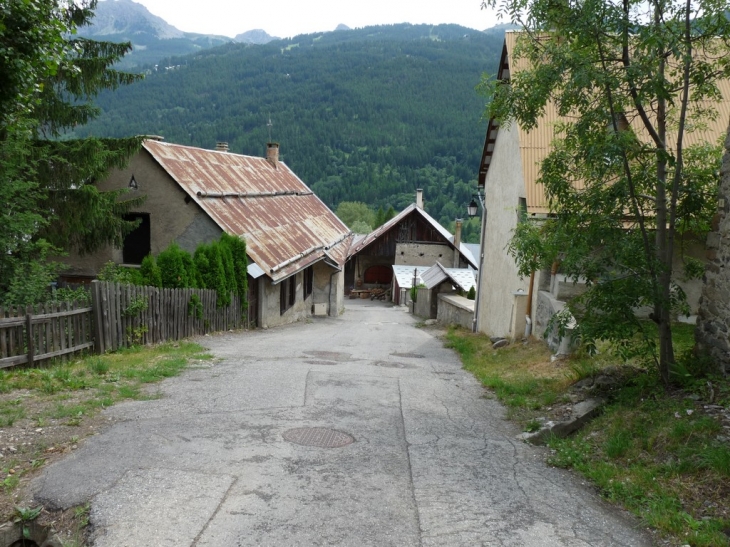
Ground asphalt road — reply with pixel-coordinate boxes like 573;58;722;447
33;299;653;546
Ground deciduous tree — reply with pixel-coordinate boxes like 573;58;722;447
482;0;730;383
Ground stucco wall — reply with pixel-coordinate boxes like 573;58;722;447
413;287;433;318
311;262;344;317
437;293;474;330
696;126;730;375
476;123;537;337
395;243;454;267
60;150;222;276
260;271;310;328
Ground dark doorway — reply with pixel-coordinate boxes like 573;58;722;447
122;213;151;264
364;264;392;284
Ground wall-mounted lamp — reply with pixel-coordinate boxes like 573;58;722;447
129;175;138;191
467;192;485;218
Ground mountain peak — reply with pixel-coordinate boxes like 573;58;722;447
233;29;279;44
334;24;351;31
89;0;185;39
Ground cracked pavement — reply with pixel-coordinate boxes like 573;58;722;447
32;299;652;546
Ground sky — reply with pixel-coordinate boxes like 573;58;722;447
125;0;504;39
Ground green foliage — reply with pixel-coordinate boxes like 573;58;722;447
200;242;229;307
140;254;162;287
157;242;189;288
219;232;249;312
0;0;144;303
336;201;375;230
466;286;476;300
188;294;203;319
2;240;61;306
97;261;142;285
485;0;730;383
67;24;497;229
123;295;148;317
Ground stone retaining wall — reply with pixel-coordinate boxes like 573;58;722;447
696;125;730;375
436;293;474;330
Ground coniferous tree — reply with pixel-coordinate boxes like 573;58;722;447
0;0;144;300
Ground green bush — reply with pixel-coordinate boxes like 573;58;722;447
140;255;162;287
157;242;188;288
219;233;248;312
97;260;143;285
97;234;248;313
467;286;476;300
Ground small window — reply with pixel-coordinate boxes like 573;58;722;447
122;213;151;265
280;274;297;315
303;266;313;299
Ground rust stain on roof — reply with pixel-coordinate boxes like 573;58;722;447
143;140;352;282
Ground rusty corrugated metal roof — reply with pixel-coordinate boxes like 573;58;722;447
481;31;730;215
143;140;352;282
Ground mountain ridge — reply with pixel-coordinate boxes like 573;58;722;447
76;21;506;241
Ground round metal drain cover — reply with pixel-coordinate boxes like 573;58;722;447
282;427;354;448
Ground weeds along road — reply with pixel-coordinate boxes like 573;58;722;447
32;299;652;546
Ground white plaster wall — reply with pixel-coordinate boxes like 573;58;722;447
476;123;533;337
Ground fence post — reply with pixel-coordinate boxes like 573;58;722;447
26;313;34;366
91;280;104;354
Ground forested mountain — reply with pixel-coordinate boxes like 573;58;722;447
72;23;503;241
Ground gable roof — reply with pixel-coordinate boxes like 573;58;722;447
347;203;478;269
143;140;352;283
392;265;425;289
421;262;477;292
480;31;730;215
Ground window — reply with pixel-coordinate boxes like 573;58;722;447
303;266;313;299
122;213;151;265
280;275;297;315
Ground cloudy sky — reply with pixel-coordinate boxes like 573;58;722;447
124;0;503;39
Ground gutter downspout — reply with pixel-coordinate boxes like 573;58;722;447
525;268;535;337
472;194;487;333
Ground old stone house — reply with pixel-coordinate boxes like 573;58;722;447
475;31;730;343
61;138;352;329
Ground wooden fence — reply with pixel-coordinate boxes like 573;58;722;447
0;301;94;369
91;281;244;353
0;281;245;368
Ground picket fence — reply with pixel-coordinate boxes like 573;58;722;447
0;281;245;368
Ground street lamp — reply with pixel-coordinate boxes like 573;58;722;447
466;192;484;218
467;198;479;218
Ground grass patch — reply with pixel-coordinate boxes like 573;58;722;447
447;326;730;547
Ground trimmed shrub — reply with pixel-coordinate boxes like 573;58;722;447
157;242;188;288
140;254;162;288
467;286;476;300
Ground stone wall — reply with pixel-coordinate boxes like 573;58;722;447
696;126;730;375
437;294;474;330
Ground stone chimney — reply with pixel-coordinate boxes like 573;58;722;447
266;142;279;167
416;188;423;209
216;141;229;152
453;219;463;268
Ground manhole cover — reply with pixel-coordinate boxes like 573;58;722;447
282;427;354;448
373;360;415;369
391;352;425;359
